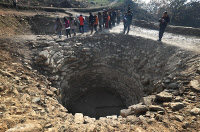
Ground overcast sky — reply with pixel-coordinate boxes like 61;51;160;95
136;0;200;3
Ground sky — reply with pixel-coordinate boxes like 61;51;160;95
135;0;199;3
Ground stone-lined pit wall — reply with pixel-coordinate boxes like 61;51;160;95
35;33;193;118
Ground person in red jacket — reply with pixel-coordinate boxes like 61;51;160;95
64;17;71;38
94;15;98;32
78;15;85;33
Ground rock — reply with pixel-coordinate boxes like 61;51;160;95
35;56;44;63
175;115;184;122
6;123;42;132
142;95;156;106
50;87;57;94
82;48;90;52
0;104;6;111
169;102;184;111
106;115;117;119
174;96;182;102
197;67;200;74
84;116;96;124
45;123;52;128
156;91;173;102
190;79;200;92
190;108;200;115
126;115;138;123
164;79;171;84
0;86;4;92
46;90;54;97
120;109;132;117
182;122;190;129
149;105;165;111
163;102;170;107
39;50;49;60
32;97;41;104
129;104;148;114
167;83;179;89
74;113;84;124
12;88;19;96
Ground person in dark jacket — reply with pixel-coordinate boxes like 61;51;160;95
117;10;121;25
112;9;117;26
123;13;127;34
158;11;170;41
55;18;63;39
127;5;131;12
125;11;133;34
98;12;103;31
12;0;18;11
89;12;95;34
103;9;107;28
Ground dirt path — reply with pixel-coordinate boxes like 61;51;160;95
109;0;119;6
109;23;200;53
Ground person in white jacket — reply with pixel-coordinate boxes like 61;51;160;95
70;16;77;36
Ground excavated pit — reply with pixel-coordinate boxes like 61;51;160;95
35;33;194;119
61;66;142;118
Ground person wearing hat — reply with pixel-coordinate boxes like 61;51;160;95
158;11;170;41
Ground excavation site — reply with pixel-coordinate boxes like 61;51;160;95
0;0;200;131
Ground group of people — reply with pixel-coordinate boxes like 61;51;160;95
55;5;170;42
55;16;77;39
88;8;121;34
54;8;123;38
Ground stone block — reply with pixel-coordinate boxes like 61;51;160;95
169;102;184;111
156;91;173;102
82;48;90;52
142;95;156;106
190;79;200;92
39;50;49;60
190;108;200;115
129;104;148;114
120;109;132;117
149;105;164;111
167;83;179;89
74;113;84;124
6;123;42;132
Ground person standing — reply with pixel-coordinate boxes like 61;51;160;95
117;10;121;25
105;11;109;29
98;12;103;31
127;5;131;12
126;11;133;34
112;9;117;26
89;12;95;34
55;18;63;39
158;11;170;41
123;13;127;34
108;10;112;28
94;15;98;32
78;15;85;33
64;17;71;38
12;0;18;11
69;16;76;36
103;10;107;28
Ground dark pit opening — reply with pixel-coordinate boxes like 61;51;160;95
68;88;126;119
61;67;143;119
